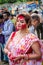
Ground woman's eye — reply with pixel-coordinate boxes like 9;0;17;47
21;21;24;23
20;20;24;23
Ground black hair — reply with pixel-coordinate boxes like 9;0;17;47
33;11;38;14
3;11;10;16
29;10;32;13
0;14;3;19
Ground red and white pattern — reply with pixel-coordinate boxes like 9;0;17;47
7;32;42;65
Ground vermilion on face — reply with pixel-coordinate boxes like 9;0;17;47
21;23;26;29
16;15;26;30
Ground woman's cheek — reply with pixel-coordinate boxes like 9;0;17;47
21;24;26;29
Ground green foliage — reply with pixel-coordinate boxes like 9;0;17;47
8;0;17;3
27;0;33;1
0;0;25;4
38;0;42;5
0;0;25;3
0;0;5;4
0;0;40;4
0;0;17;4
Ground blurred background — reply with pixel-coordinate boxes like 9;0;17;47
0;0;43;65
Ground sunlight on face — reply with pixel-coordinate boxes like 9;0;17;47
16;18;26;30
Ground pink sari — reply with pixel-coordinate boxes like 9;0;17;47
32;40;43;65
7;32;41;65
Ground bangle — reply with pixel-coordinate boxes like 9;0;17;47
7;52;11;57
23;54;29;60
26;54;29;60
27;54;29;59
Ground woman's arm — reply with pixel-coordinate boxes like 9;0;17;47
16;42;41;61
13;41;42;62
3;32;13;54
25;41;42;60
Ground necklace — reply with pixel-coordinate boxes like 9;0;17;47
12;29;29;48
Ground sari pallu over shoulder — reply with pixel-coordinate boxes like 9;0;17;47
8;32;41;65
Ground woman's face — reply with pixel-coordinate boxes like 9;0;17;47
32;20;39;27
16;17;26;30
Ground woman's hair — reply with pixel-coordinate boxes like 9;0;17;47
33;11;38;14
31;15;40;23
17;14;31;24
0;14;3;19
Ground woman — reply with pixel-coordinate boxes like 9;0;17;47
4;14;41;65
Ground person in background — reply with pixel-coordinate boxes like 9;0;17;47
28;10;32;15
29;14;43;65
0;14;5;61
9;14;16;31
31;10;39;17
15;8;19;16
4;14;41;65
33;10;38;14
29;14;40;37
37;19;43;39
2;11;15;43
1;11;15;63
9;14;16;25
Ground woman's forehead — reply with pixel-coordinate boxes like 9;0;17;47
18;17;25;21
17;15;25;20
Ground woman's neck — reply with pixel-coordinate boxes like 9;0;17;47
19;28;29;34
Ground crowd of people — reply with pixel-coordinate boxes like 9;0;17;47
0;7;43;65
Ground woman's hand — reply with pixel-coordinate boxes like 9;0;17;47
14;54;28;62
21;54;29;61
8;53;29;62
13;55;23;62
8;52;16;61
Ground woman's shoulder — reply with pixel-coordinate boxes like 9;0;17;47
26;33;40;46
28;33;36;37
11;32;16;39
27;33;39;40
